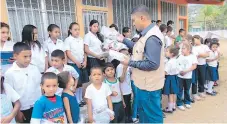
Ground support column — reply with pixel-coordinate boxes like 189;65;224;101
1;0;9;23
107;0;113;26
75;0;85;36
158;0;161;20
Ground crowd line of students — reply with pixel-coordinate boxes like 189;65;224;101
0;16;221;123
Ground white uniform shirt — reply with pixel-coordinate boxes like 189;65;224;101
165;57;180;75
207;51;218;67
46;64;79;96
84;31;103;58
64;35;84;63
116;64;132;95
43;38;65;61
104;79;122;103
4;62;42;110
31;44;47;73
164;35;173;48
85;83;112;110
177;54;198;79
192;44;210;65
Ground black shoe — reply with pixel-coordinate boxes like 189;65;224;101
206;92;217;96
165;107;176;111
190;99;195;103
79;103;84;107
163;109;173;113
81;100;86;105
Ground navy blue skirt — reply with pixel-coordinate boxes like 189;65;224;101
206;66;219;81
163;75;179;95
68;63;89;85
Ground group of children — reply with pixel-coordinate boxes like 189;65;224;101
0;18;221;124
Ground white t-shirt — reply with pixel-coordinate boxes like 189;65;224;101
177;54;198;79
31;44;47;73
207;51;218;67
164;35;173;48
84;31;103;58
43;38;65;61
104;79;122;103
0;83;20;123
192;44;210;65
116;64;132;95
64;35;84;63
165;57;180;75
85;83;112;110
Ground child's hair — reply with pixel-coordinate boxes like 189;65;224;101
1;76;4;94
204;38;212;45
41;72;58;85
186;34;193;42
68;22;79;36
13;42;31;54
122;27;130;37
167;26;173;33
103;62;115;73
179;29;185;34
51;49;65;60
89;20;104;43
109;24;119;31
22;25;41;50
151;20;156;23
167;20;174;26
119;48;128;53
192;35;201;45
156;20;161;24
159;24;167;32
183;42;192;53
200;37;204;44
58;71;70;88
212;38;219;43
90;66;103;74
0;22;11;41
209;41;220;49
47;24;60;32
167;45;179;57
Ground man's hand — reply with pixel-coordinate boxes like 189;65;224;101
120;56;130;66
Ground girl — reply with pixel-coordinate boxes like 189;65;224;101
84;20;105;75
22;25;48;73
164;26;174;48
85;66;114;123
31;72;67;123
206;42;220;96
163;45;180;113
104;63;125;123
1;22;15;74
192;35;210;101
122;27;131;40
177;42;197;110
1;76;21;123
44;24;66;66
65;22;89;107
58;71;79;123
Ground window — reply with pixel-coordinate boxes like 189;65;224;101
179;5;187;16
82;0;107;7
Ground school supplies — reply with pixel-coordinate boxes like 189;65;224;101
108;50;127;61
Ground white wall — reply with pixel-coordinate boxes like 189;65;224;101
189;30;227;39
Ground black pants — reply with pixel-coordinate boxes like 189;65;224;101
192;65;206;94
87;57;105;75
111;101;125;123
177;78;192;106
21;107;33;123
123;94;132;121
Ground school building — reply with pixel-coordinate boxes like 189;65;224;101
0;0;224;42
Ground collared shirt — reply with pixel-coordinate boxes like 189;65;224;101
207;51;218;67
4;62;42;110
165;57;180;75
0;41;15;51
43;38;65;61
192;44;210;65
123;23;162;71
64;35;84;63
31;44;47;73
84;31;103;58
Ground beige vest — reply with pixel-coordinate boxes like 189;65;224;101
131;25;165;91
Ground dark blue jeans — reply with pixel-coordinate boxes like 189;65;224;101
137;88;163;123
131;81;138;119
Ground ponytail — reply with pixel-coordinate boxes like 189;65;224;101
89;20;104;43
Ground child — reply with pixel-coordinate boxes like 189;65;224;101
116;49;132;122
85;66;114;123
1;22;15;74
44;24;66;65
175;29;186;47
163;45;180;113
122;27;132;40
22;25;48;73
165;26;174;48
104;63;125;123
58;71;79;123
46;49;79;96
31;72;67;123
65;22;89;107
192;35;210;101
177;42;197;110
212;38;221;86
4;42;42;123
1;76;21;123
206;42;220;96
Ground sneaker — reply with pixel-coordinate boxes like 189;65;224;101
190;99;195;103
163;109;173;113
132;118;139;123
193;94;201;101
199;93;206;98
206;92;217;96
185;104;191;109
178;106;185;111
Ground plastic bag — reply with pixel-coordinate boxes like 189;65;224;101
93;106;114;123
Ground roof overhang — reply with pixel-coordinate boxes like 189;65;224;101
163;0;225;5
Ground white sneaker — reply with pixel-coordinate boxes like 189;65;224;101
193;94;201;101
178;106;185;111
185;104;191;109
199;93;206;98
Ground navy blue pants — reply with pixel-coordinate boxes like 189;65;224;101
192;65;206;94
177;78;192;106
131;81;138;119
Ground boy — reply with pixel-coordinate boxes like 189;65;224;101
46;49;79;96
4;42;42;123
175;29;186;46
116;49;132;123
104;63;125;123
